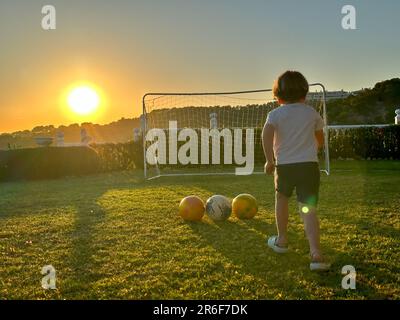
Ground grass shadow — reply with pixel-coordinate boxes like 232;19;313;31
187;218;326;297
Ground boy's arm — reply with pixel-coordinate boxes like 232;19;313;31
315;130;324;149
262;122;275;175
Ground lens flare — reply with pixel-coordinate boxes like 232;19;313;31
301;206;310;214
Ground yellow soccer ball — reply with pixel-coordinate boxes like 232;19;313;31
232;194;258;219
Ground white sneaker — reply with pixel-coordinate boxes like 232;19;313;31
310;253;331;271
267;236;289;254
310;262;331;271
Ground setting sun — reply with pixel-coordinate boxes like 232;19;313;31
67;86;100;115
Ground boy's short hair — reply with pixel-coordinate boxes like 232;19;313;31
273;71;309;103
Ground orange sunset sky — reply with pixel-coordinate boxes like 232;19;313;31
1;0;399;133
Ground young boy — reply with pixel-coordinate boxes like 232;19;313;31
262;70;330;271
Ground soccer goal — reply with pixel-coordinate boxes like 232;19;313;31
142;83;330;180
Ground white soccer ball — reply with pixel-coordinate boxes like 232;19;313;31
205;195;232;221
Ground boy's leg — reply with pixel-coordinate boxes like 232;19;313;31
273;165;294;247
275;192;289;246
299;204;323;260
296;162;328;265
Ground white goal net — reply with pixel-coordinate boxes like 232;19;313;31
142;83;329;180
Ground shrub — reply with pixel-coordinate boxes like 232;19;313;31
91;141;144;172
329;126;400;160
0;146;100;181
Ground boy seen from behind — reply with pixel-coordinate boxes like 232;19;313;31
262;70;330;271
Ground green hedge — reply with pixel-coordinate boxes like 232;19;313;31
0;147;100;181
0;143;145;182
0;126;398;182
146;126;400;171
91;142;143;171
328;126;400;160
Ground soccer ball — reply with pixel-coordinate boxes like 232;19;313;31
205;195;232;221
232;194;258;219
179;196;205;221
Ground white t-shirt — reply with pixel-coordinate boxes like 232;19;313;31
265;103;325;165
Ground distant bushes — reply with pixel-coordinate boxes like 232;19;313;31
327;78;400;124
0;126;398;182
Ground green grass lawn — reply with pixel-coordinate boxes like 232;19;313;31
0;161;399;299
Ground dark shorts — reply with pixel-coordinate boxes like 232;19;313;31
274;162;320;207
